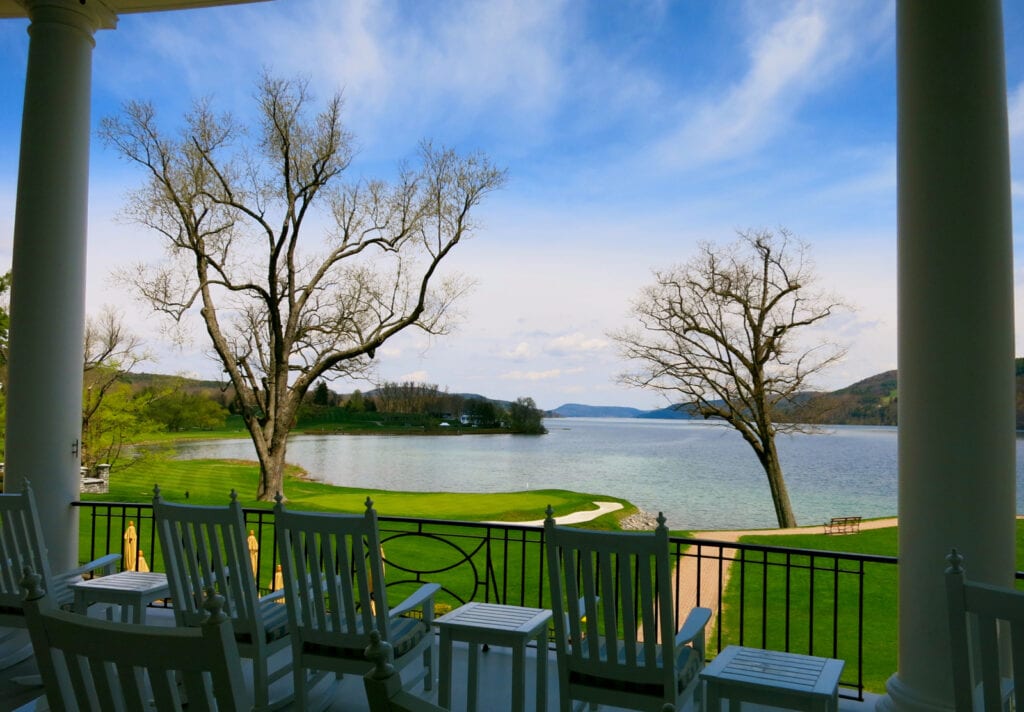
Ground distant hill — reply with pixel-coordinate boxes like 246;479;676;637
128;361;1024;427
777;370;898;426
551;404;644;418
126;372;227;391
553;363;1024;427
551;372;901;426
635;405;697;420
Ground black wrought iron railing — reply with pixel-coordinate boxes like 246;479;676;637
73;501;897;701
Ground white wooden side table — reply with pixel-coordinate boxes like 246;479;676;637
72;571;170;624
435;601;552;712
700;645;845;712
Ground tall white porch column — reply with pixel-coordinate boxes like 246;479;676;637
881;2;1015;710
5;0;115;571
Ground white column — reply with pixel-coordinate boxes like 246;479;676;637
5;0;115;572
881;2;1015;710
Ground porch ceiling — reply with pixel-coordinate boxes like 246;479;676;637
0;0;269;20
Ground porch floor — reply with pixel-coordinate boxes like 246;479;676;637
1;607;881;711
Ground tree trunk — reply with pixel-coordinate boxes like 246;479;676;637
256;441;288;502
760;437;798;528
245;412;290;502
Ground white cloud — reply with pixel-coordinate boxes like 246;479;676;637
500;368;583;381
422;0;567;113
505;341;533;360
188;0;572;147
810;152;896;202
545;332;608;355
655;1;889;168
397;370;429;383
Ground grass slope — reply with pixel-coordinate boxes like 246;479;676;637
80;455;635;614
725;528;897;694
86;456;632;525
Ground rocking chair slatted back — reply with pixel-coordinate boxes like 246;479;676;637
550;521;673;688
0;482;120;627
946;548;1020;711
274;501;389;648
153;486;293;711
275;496;438;710
0;484;52;613
21;568;249;712
545;507;710;712
153;489;257;629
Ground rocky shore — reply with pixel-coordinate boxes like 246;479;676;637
619;510;662;530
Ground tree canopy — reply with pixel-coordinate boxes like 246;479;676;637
612;229;846;527
508;397;547;434
101;74;506;500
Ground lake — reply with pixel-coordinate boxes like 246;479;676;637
171;418;1024;531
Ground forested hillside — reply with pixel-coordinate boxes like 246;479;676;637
130;362;1024;430
778;359;1024;428
555;360;1024;428
777;371;898;426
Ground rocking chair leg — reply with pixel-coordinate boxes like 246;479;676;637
0;629;32;671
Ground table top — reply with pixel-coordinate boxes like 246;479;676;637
72;571;169;595
435;602;552;635
701;646;845;697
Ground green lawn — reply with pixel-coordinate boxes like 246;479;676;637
721;528;898;694
79;454;634;608
86;456;631;523
78;450;1024;697
726;521;1024;694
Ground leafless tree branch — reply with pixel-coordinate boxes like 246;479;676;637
611;228;848;527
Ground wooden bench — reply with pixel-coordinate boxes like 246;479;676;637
824;516;861;535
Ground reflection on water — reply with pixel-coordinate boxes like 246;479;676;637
171;418;1024;531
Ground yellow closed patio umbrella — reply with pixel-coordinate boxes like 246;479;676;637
273;564;284;603
247;529;259;577
123;521;138;571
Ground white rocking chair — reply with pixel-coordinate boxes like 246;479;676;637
0;481;120;669
364;629;447;712
945;548;1018;710
545;507;711;712
153;486;293;711
275;496;439;712
21;566;250;711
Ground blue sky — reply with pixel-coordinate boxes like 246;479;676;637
1;0;1022;410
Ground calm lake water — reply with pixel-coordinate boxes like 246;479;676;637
172;418;1024;531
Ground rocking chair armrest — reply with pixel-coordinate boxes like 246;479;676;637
674;606;712;650
61;553;122;580
258;587;286;605
388;582;441;619
48;553;123;607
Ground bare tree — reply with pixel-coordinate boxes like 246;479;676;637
612;229;846;527
100;74;506;500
